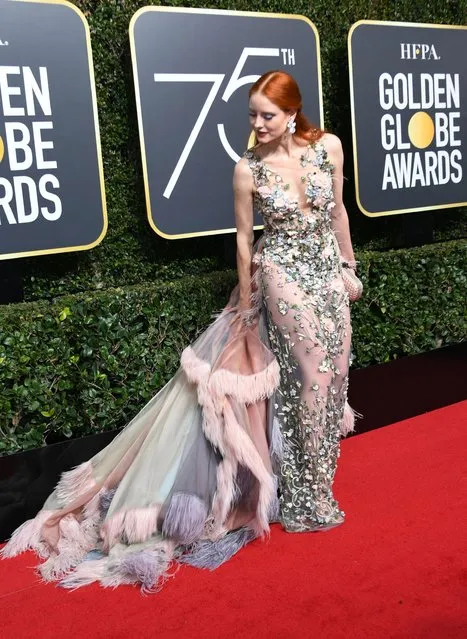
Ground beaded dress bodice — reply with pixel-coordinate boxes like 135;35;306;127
245;141;335;236
244;141;342;303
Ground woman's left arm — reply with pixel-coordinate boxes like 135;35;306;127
323;133;356;266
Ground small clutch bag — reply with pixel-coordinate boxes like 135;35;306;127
341;262;363;302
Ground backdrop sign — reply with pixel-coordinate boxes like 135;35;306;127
0;0;107;260
349;20;467;217
130;6;323;238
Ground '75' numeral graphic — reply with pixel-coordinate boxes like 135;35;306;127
154;47;296;199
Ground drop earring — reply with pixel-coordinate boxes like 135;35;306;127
287;118;296;134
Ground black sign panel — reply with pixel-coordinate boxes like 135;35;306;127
349;20;467;217
0;0;107;260
130;7;323;238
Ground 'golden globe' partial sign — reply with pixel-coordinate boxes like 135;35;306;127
348;21;467;217
0;0;107;260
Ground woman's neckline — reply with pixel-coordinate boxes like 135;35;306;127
252;140;317;163
251;141;320;192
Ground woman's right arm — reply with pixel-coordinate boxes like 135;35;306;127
233;159;255;312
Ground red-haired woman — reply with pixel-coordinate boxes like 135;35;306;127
235;70;358;533
2;72;359;592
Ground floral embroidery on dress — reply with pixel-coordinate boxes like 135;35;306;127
244;140;352;532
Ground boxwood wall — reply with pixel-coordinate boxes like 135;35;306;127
1;239;465;455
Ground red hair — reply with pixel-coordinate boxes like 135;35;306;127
249;70;324;144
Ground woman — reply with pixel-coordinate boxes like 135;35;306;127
1;71;359;591
237;71;357;533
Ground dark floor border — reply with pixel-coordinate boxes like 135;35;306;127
1;342;465;541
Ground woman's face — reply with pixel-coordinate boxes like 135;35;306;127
248;92;292;144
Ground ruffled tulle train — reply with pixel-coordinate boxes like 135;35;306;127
1;265;356;591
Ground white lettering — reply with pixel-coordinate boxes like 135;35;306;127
424;152;438;186
381;151;463;190
5;122;33;170
449;112;461;147
450;150;462;183
379;73;393;110
393;153;413;188
0;66;24;116
14;176;39;223
410;153;426;187
39;174;62;220
23;67;51;116
382;154;397;190
378;73;459;110
381;114;395;150
0;177;16;224
32;122;56;169
435;113;449;148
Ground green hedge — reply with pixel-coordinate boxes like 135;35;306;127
1;239;465;455
0;270;237;455
18;0;467;301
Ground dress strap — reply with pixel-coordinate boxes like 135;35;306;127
242;148;268;188
313;140;334;173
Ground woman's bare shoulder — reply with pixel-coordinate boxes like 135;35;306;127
234;156;251;175
320;132;343;157
233;156;254;189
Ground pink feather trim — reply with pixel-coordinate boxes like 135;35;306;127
101;506;160;550
181;347;280;405
341;402;358;436
0;509;53;558
55;460;96;506
181;346;276;537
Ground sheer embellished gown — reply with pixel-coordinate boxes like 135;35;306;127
2;140;355;591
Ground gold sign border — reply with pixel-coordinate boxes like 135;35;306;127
0;0;108;261
129;6;323;240
348;19;467;218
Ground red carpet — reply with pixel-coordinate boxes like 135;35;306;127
1;401;466;639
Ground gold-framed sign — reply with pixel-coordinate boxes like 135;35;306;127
349;20;467;217
130;6;323;239
0;0;107;260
